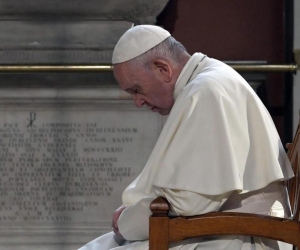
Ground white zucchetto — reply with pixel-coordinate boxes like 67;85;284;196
112;25;171;64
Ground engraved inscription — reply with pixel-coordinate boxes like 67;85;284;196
0;109;159;224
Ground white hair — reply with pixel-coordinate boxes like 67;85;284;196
127;36;188;69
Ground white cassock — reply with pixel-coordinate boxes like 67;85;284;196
79;53;294;250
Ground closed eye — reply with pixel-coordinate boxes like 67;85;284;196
132;88;139;94
126;85;141;94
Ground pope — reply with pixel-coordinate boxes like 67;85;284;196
79;25;294;250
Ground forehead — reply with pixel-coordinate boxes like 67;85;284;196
113;63;131;84
113;63;144;89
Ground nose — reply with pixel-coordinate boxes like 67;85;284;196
132;95;145;108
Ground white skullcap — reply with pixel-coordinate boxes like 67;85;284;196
112;25;171;64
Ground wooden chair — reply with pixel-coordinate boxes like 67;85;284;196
149;118;300;250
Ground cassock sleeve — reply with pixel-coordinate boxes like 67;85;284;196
157;189;233;216
118;189;233;241
117;197;154;241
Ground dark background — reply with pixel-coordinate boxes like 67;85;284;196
156;0;294;145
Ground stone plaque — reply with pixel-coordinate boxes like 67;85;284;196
0;100;162;249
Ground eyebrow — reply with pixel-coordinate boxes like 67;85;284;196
125;84;139;92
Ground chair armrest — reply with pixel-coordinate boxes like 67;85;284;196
149;197;299;246
168;212;299;245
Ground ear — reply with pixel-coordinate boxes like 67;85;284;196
152;59;172;82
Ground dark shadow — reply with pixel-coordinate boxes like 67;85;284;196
156;0;178;34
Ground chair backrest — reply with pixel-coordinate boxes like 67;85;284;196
287;116;300;221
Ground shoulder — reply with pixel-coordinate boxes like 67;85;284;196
187;61;250;99
182;73;225;101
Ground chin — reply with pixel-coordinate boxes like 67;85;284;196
159;109;171;116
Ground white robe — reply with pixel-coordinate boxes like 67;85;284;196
79;53;294;250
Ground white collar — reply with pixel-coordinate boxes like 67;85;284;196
173;52;207;100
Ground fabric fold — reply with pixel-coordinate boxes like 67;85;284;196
122;53;293;205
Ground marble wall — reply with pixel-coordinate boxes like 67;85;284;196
0;1;169;249
0;87;164;249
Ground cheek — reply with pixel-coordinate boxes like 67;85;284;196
159;94;174;109
164;91;174;106
148;85;173;107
